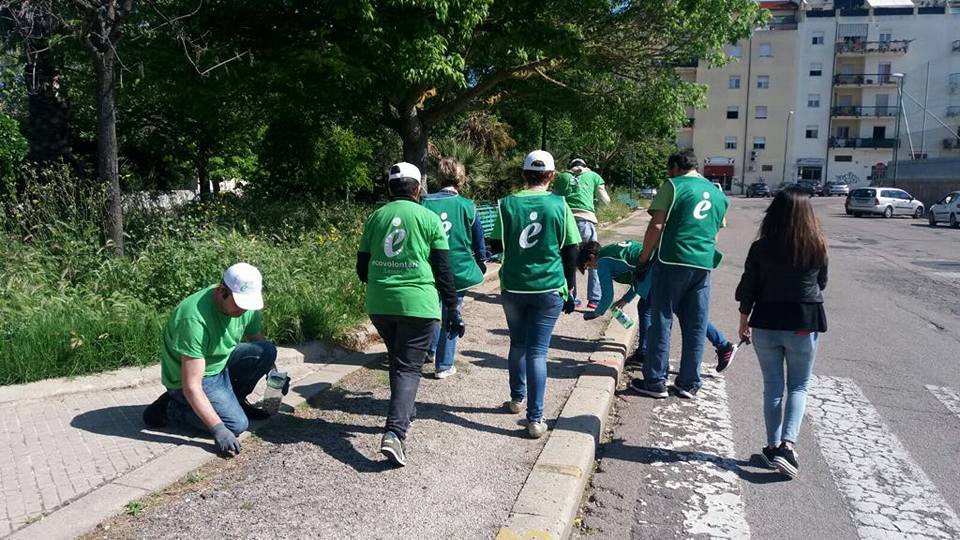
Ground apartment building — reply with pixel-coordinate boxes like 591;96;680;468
682;0;960;191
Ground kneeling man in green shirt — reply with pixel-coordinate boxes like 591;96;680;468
142;263;277;455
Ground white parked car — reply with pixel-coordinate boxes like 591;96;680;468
845;187;924;219
928;191;960;228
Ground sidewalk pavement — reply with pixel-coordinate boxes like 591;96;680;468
2;210;648;540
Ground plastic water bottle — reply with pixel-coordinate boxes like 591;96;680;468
611;307;634;329
261;368;289;416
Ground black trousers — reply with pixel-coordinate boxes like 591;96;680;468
370;314;440;440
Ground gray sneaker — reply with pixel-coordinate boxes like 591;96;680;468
504;399;523;414
380;431;406;467
527;420;547;439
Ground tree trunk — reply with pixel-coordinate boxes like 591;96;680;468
197;143;211;200
24;45;71;163
399;102;429;193
93;53;124;255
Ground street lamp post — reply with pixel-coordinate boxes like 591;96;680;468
781;110;794;184
891;73;905;187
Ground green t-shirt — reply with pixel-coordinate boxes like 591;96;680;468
491;189;581;297
359;199;449;319
422;194;484;291
553;169;605;213
160;285;264;390
598;240;644;285
657;175;728;269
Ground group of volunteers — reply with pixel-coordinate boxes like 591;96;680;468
141;147;828;480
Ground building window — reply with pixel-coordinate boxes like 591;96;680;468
806;125;819;139
755;106;768;119
810;63;823;77
808;94;821;108
835;155;853;162
759;43;772;57
724;136;737;149
879;30;892;43
726;106;739;119
761;164;774;172
753;137;766;150
729;75;741;89
731;46;742;59
812;31;825;45
757;75;770;89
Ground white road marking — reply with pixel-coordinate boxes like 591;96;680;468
926;385;960;420
639;374;751;538
807;376;960;539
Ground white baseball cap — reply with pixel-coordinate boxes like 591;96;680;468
222;262;264;311
523;150;555;172
570;158;587;168
388;162;422;183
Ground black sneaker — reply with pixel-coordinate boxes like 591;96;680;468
142;392;171;428
716;342;739;373
241;399;271;421
630;378;668;399
760;446;779;469
624;350;645;367
670;384;699;400
774;444;800;479
381;431;407;467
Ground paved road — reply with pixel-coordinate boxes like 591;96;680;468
577;196;960;539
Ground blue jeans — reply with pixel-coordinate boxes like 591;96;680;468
502;291;563;422
636;296;727;357
753;329;819;446
574;219;600;304
642;261;711;390
430;292;466;371
166;341;277;436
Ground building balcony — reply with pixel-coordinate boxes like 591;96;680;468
948;106;960;118
835;40;910;55
943;137;960;150
829;137;897;149
831;106;897;118
950;73;960;94
953;40;960;52
833;74;898;87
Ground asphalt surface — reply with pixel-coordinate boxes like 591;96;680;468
84;213;647;540
577;196;960;539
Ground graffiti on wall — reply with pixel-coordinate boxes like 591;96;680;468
835;171;864;187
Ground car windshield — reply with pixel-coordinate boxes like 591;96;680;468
852;189;875;197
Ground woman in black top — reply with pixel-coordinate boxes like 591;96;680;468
735;188;828;480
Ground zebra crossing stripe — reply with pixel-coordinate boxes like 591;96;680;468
806;376;960;539
639;375;751;538
926;385;960;419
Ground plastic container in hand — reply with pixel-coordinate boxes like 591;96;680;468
611;307;635;329
261;368;289;416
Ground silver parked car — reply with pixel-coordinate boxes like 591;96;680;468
928;191;960;228
639;187;658;199
824;182;849;197
845;187;924;219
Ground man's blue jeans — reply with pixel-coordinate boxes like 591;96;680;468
430;292;466;372
642;261;711;390
753;329;819;446
574;219;600;304
501;291;563;422
637;297;728;357
166;341;277;436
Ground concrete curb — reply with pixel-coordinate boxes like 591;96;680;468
495;314;635;540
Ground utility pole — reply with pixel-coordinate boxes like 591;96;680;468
918;61;930;158
781;110;794;184
892;73;905;187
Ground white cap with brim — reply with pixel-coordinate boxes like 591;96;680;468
388;162;422;183
523;150;555;172
570;158;587;168
222;262;264;311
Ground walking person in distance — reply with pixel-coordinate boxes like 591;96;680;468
735;188;828;479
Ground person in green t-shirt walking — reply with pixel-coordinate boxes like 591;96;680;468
631;150;729;400
356;161;463;467
490;150;581;439
142;263;276;456
553;158;611;309
422;157;488;379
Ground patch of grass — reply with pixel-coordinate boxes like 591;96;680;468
124;501;143;516
24;512;45;524
597;189;647;225
240;501;254;511
185;471;204;484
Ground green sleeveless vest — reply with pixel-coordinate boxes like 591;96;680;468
498;192;569;294
423;194;484;291
658;175;728;269
598;240;643;285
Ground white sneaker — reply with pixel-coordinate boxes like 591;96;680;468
505;399;523;414
435;366;457;379
527;420;547;439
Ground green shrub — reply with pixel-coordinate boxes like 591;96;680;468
0;113;27;184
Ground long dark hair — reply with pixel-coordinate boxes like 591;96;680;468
758;188;827;269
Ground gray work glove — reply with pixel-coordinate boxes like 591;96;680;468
212;422;241;455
